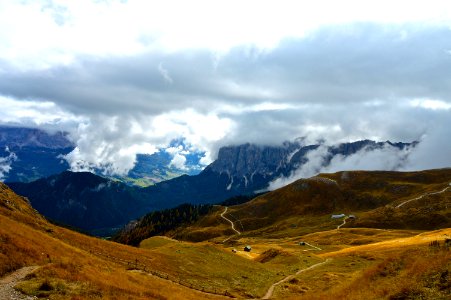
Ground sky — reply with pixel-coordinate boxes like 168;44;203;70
0;0;450;176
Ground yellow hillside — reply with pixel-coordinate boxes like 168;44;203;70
1;169;450;299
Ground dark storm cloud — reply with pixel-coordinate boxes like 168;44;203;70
1;24;450;117
221;24;451;103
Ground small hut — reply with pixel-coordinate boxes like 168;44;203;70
331;214;346;219
244;245;252;252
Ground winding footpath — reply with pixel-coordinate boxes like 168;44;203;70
337;217;347;230
0;266;39;300
261;259;331;299
396;183;450;208
220;207;241;242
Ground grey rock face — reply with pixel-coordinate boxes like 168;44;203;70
203;139;412;193
208;142;300;177
0;126;74;149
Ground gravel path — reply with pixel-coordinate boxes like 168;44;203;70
303;242;322;251
337;217;347;230
221;207;241;242
262;259;331;299
396;183;450;208
0;266;39;300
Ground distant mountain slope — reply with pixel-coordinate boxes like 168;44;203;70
7;171;158;235
0;126;74;182
127;169;451;243
207;140;413;192
113;151;202;187
8;139;415;235
0;126;199;186
0;126;73;149
142;140;413;208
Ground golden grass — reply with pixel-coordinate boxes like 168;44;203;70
305;245;451;300
265;228;451;299
0;183;229;299
2;169;451;299
176;169;451;243
321;228;451;257
139;236;322;298
1;213;230;299
0;181;321;299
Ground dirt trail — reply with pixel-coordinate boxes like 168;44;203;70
396;183;450;208
221;207;241;242
0;266;39;300
303;242;322;251
262;259;331;299
337;217;347;230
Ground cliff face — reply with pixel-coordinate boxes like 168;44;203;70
203;140;412;193
208;142;299;176
0;126;74;149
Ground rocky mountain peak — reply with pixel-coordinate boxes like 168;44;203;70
0;126;74;149
201;139;413;193
206;142;301;177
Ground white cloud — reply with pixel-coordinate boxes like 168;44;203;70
1;0;450;70
158;62;173;84
410;99;451;110
0;5;450;176
0;96;84;133
63;109;233;175
151;109;234;164
326;145;410;173
165;145;189;170
269;144;412;190
0;147;17;181
402;124;451;171
169;153;187;170
216;102;296;115
269;128;451;190
268;145;330;190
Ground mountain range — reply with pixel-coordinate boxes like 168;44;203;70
140;139;412;209
0;126;201;185
8;171;156;235
115;168;451;245
0;127;74;182
8;138;413;235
